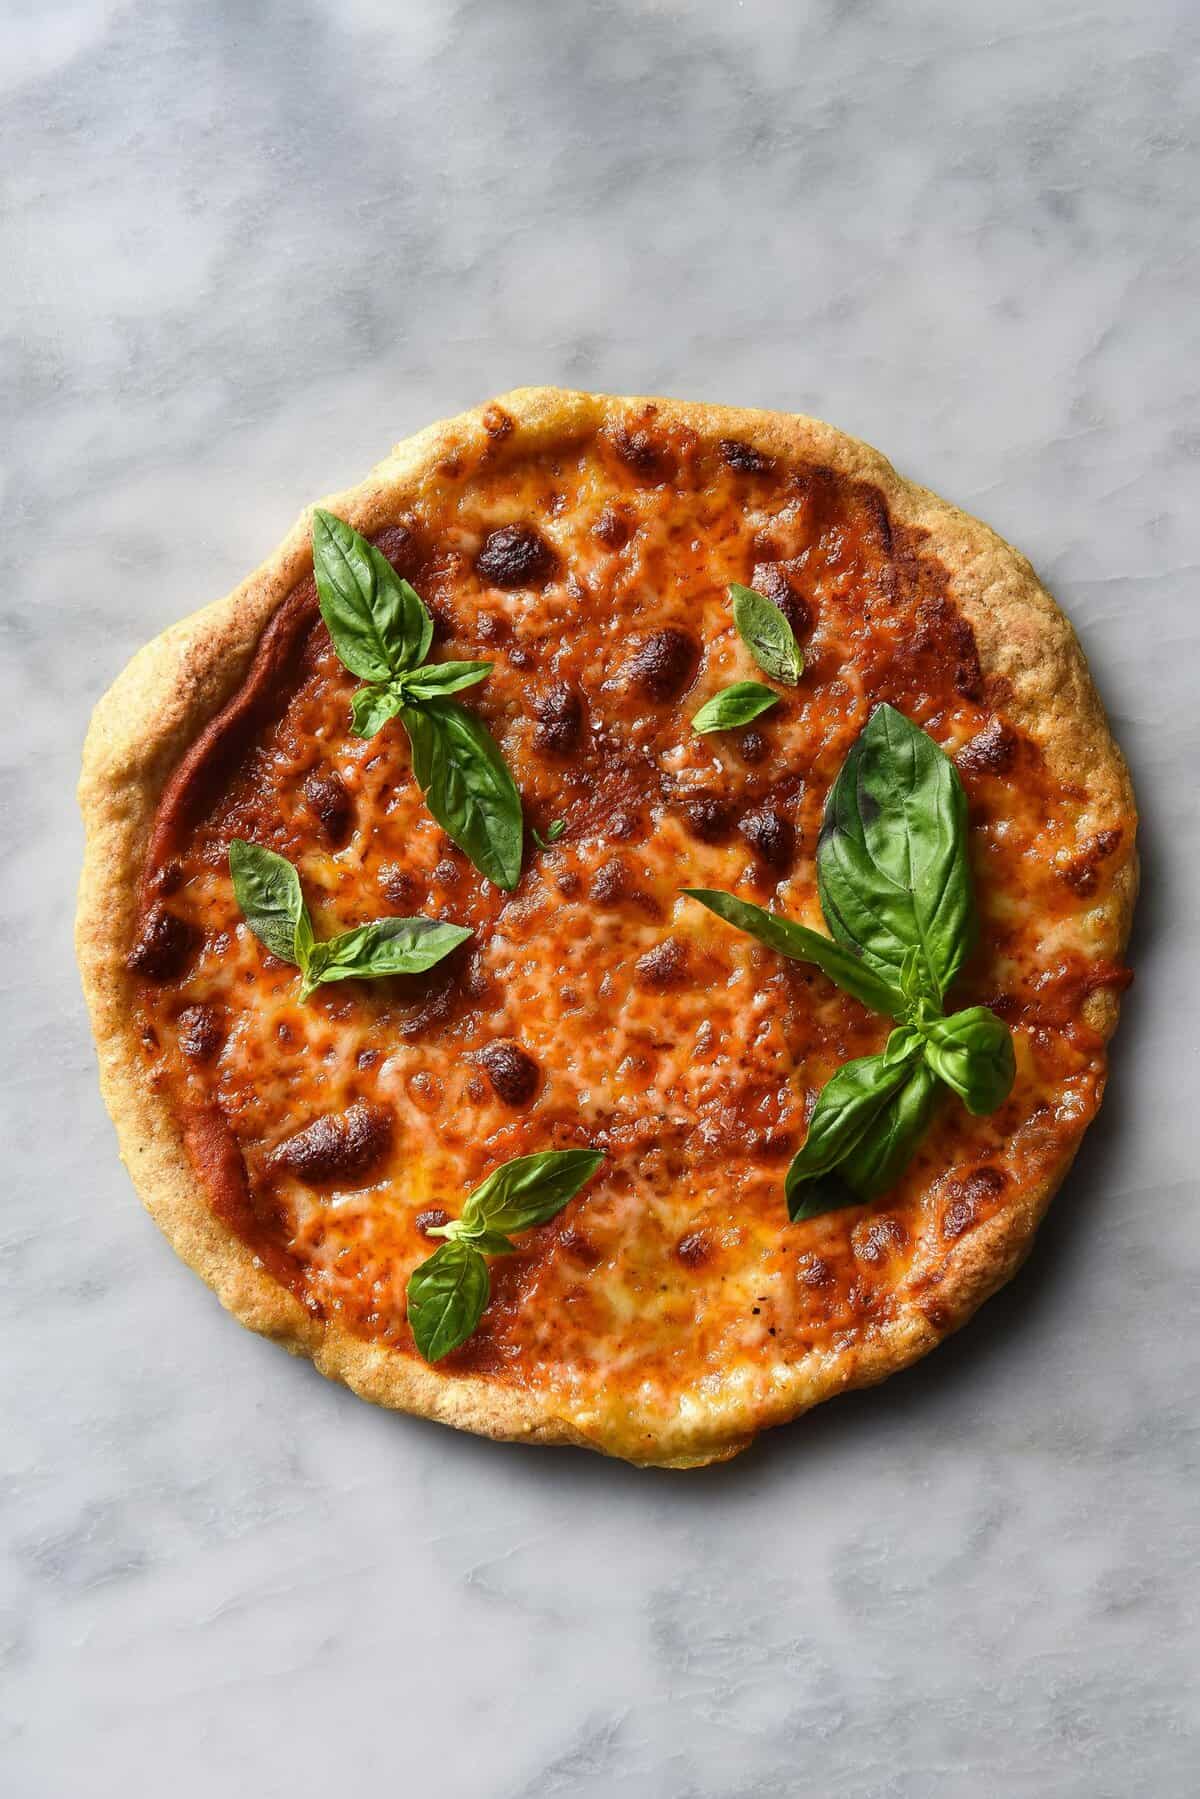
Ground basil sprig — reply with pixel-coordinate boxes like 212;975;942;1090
685;705;1015;1217
408;1149;605;1361
229;839;470;1001
690;582;805;736
730;582;804;685
312;510;523;890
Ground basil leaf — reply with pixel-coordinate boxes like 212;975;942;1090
230;840;471;1005
312;509;433;681
398;660;492;701
785;1042;917;1221
460;1148;605;1237
229;839;312;966
730;583;803;685
350;681;407;740
692;681;780;734
683;888;905;1017
406;1240;490;1362
295;906;315;967
458;1228;518;1257
837;1059;940;1199
923;1006;1016;1115
533;819;566;850
817;704;975;1004
401;698;523;891
882;1021;924;1065
302;917;472;997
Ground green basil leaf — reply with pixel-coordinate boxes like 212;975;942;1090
533;819;566;850
401;698;524;891
228;839;312;967
406;1239;490;1362
817;704;975;1004
460;1228;518;1257
460;1148;605;1237
312;509;433;681
923;1006;1016;1115
730;583;804;685
788;1171;859;1215
398;660;493;701
785;1042;917;1220
837;1059;940;1199
302;917;472;995
882;1021;925;1065
691;681;780;734
683;888;904;1017
295;906;315;967
350;681;407;739
425;1221;518;1256
296;953;323;1001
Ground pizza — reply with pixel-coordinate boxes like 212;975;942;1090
76;388;1136;1467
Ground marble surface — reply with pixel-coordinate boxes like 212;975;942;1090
4;1;1198;1792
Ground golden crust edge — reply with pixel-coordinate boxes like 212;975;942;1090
75;385;1138;1469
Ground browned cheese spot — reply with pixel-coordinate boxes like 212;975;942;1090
532;682;584;755
177;1003;223;1063
303;766;353;847
476;524;556;588
268;1102;393;1186
625;629;700;702
127;906;198;981
957;716;1019;776
592;506;630;548
683;794;735;844
676;1230;712;1268
477;1041;540;1107
721;438;775;475
635;937;688;990
739;807;795;871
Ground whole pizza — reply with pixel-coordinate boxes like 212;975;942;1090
76;388;1136;1467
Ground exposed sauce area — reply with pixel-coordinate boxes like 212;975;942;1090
130;413;1130;1432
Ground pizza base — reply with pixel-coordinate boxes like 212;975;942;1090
76;388;1137;1467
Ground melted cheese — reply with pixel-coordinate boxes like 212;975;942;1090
134;414;1130;1453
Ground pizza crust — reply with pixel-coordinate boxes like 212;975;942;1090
76;388;1137;1467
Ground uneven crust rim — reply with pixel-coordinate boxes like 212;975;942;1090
75;387;1138;1468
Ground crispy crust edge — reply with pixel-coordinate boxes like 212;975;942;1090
75;386;1138;1469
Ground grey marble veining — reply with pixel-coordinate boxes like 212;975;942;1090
3;1;1198;1793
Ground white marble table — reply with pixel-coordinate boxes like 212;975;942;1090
4;2;1198;1793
